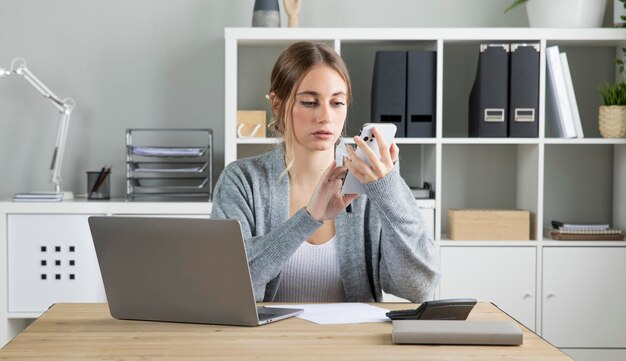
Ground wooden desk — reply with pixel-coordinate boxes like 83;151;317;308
0;302;569;360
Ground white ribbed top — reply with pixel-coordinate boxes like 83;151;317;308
274;235;345;302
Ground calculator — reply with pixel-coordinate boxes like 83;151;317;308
385;298;477;321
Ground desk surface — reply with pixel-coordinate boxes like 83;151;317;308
0;302;569;360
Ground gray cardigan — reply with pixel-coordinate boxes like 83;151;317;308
210;144;440;302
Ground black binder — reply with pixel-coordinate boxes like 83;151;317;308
468;44;509;137
508;43;539;138
406;50;436;137
371;51;407;137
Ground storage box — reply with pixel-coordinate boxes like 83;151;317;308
448;209;530;240
237;110;266;138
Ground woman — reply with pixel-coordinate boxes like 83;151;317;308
211;41;439;303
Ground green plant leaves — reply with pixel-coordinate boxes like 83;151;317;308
504;0;528;13
599;82;626;106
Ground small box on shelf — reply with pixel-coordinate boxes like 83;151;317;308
237;110;266;139
448;209;530;241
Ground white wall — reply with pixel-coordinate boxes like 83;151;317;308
0;0;609;199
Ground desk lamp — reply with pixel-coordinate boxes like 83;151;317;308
1;58;75;200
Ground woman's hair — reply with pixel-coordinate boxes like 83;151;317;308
268;41;351;175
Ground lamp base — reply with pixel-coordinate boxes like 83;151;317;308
12;191;74;202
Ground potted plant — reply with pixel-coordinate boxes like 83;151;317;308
598;48;626;138
616;0;626;27
505;0;608;28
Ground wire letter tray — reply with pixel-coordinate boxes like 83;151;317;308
125;128;213;201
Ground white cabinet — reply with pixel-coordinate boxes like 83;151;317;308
439;246;536;330
0;199;212;346
542;247;626;348
8;214;107;313
562;348;626;361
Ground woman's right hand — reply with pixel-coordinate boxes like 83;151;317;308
306;160;359;222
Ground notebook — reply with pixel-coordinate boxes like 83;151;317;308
392;320;523;345
88;216;303;326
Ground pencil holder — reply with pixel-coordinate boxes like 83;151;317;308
87;171;111;200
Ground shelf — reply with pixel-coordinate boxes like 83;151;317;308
237;137;626;145
540;240;626;247
0;198;213;213
442;138;538;144
236;137;438;145
543;138;626;145
226;28;626;45
438;240;536;246
439;239;626;247
237;138;281;145
7;312;41;319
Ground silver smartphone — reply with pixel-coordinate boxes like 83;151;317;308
341;123;397;194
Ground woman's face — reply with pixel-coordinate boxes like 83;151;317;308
290;64;347;152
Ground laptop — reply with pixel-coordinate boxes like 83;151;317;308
88;216;303;326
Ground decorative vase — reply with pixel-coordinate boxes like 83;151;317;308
599;105;626;138
615;0;626;26
252;0;280;27
526;0;608;27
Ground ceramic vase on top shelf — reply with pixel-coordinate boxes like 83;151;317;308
252;0;280;27
616;0;626;27
526;0;608;27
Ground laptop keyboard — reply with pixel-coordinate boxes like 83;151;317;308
258;311;282;321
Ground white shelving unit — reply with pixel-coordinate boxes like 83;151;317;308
225;27;626;360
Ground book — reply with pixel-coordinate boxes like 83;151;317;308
549;230;624;241
560;52;584;138
551;220;610;231
550;228;622;235
13;192;63;202
545;46;577;138
392;320;523;345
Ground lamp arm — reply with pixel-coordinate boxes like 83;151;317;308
11;58;69;112
50;105;73;193
6;58;75;195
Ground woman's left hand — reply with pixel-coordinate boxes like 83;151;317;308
344;126;399;184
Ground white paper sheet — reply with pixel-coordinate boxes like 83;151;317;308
278;303;390;324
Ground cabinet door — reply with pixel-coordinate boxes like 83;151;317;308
542;247;626;348
8;214;107;313
439;247;536;330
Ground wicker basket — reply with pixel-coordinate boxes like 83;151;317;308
599;106;626;138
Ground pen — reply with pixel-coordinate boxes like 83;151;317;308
89;166;106;195
91;165;111;195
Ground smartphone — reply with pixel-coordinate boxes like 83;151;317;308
341;123;397;194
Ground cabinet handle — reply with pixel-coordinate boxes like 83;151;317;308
523;293;532;299
546;293;556;299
